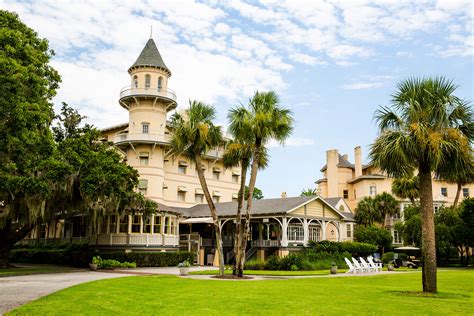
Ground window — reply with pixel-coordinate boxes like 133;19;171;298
139;152;149;166
164;216;170;234
100;216;108;234
392;210;401;219
131;215;141;233
288;225;304;241
213;170;220;180
178;191;186;202
158;76;163;90
133;75;138;88
354;189;357;199
119;215;129;233
369;186;377;196
138;179;148;196
109;215;117;234
144;216;152;233
343;190;349;199
232;194;238;202
170;217;176;235
142;123;149;134
232;174;239;183
308;226;321;242
153;216;161;234
462;188;469;197
213;196;220;203
393;230;402;244
178;162;187;174
346;224;352;238
195;194;204;203
441;187;447;197
145;74;151;88
434;205;439;213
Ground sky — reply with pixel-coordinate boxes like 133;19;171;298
2;0;473;198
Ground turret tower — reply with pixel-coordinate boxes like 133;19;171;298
116;38;177;203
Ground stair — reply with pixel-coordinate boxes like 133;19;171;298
245;247;257;261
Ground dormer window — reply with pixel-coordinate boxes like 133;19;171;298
133;75;138;88
158;76;163;90
142;123;149;134
145;74;151;88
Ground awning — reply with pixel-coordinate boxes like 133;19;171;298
195;188;204;195
213;167;221;173
162;183;168;189
178;161;188;166
232;170;240;176
212;190;221;197
394;246;420;251
232;193;238;199
180;217;214;224
178;186;188;192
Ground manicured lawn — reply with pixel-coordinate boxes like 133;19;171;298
9;269;473;315
0;265;79;277
190;269;348;276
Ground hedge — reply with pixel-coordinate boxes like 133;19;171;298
9;245;194;268
307;240;377;256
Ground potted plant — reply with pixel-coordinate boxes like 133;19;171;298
90;256;101;271
178;260;191;276
387;261;395;271
330;262;338;274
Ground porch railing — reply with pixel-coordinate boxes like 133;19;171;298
250;240;280;247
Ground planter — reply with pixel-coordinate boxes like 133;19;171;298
89;263;98;271
387;264;394;271
330;266;338;274
179;267;189;276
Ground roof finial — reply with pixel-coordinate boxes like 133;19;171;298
150;25;153;39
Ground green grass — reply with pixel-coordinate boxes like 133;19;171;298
9;270;474;315
0;265;79;277
190;269;348;276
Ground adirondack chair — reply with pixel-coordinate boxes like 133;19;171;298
368;256;383;272
359;257;375;272
352;257;368;273
344;257;360;274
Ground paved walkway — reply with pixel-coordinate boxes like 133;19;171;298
0;266;216;314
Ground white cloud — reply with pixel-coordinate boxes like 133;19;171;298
342;82;384;90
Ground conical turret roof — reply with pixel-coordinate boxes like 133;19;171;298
128;38;171;76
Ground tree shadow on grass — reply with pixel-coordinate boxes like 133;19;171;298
384;291;470;300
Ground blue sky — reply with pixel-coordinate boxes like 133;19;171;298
3;0;473;198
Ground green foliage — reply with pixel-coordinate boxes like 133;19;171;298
245;186;264;200
381;252;408;264
177;260;191;268
9;243;90;266
92;256;136;269
99;252;194;268
300;188;316;196
392;176;419;203
306;240;377;256
354;197;381;226
354;225;392;250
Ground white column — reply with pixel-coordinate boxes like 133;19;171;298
303;218;309;246
281;217;288;247
321;220;327;241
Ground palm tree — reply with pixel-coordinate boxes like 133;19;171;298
300;188;317;196
374;192;400;229
169;100;225;276
370;77;472;293
392;176;419;205
355;197;380;226
231;91;293;276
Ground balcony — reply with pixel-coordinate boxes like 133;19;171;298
119;86;177;110
113;133;171;146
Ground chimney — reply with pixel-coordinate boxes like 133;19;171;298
281;192;287;198
326;149;339;198
354;146;362;177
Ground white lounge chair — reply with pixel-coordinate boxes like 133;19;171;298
352;257;368;273
360;257;376;272
344;257;360;274
368;256;383;272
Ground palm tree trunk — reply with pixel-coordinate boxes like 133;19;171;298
238;142;261;274
233;161;248;276
453;182;462;208
418;164;437;293
195;155;225;277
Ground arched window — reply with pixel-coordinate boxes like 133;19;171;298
157;76;163;90
145;74;151;88
133;75;138;88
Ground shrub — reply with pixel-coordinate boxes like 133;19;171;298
98;251;194;267
244;260;266;270
381;252;408;264
92;256;136;269
354;226;392;250
306;241;377;256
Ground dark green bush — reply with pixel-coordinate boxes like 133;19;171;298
307;240;377;256
381;252;407;264
243;260;266;270
99;251;194;267
93;256;136;269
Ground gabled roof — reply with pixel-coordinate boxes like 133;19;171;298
347;174;386;184
129;38;171;76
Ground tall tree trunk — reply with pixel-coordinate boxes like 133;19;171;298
238;141;261;274
418;164;437;293
195;155;225;277
0;220;34;269
453;182;462;208
233;161;248;276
